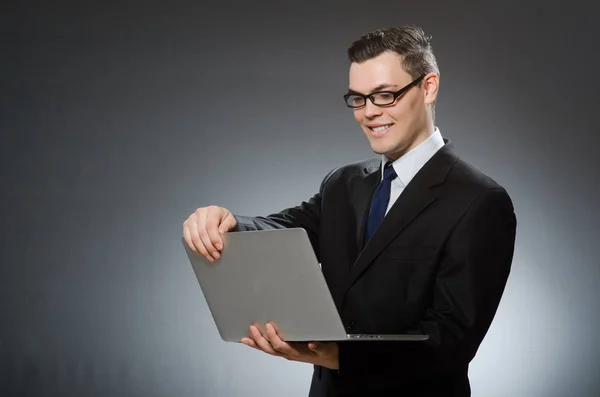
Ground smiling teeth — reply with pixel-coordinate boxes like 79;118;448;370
371;124;392;132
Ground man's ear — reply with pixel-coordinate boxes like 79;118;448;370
423;73;439;104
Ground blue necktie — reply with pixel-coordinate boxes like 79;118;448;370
364;162;397;244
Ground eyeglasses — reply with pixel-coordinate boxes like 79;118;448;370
343;74;426;108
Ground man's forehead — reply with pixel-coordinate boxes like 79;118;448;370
348;68;409;92
348;56;410;91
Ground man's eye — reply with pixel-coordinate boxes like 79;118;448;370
373;93;394;102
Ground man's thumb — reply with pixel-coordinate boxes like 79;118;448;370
219;211;237;233
308;343;322;353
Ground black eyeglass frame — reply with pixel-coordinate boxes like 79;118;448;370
343;74;426;108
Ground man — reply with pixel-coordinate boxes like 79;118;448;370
183;26;517;396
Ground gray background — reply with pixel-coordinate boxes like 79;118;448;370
1;1;598;396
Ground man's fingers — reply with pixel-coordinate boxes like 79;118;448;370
241;338;258;349
182;206;236;261
198;229;218;260
249;326;279;356
195;208;220;260
244;325;337;367
265;323;298;356
204;208;223;258
185;217;214;261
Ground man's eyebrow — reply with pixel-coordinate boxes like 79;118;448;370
346;84;399;95
370;83;399;92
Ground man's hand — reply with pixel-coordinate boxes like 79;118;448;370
182;206;238;262
241;323;339;370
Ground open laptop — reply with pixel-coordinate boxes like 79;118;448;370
182;228;428;343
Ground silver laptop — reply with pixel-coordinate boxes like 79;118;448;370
182;228;428;343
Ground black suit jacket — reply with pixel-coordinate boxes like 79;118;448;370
234;140;517;396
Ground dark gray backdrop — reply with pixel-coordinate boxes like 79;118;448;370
2;1;598;396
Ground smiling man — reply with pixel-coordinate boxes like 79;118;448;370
183;26;517;396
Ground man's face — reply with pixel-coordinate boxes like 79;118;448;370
348;51;436;161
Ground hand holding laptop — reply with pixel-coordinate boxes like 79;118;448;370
242;323;340;370
183;205;237;262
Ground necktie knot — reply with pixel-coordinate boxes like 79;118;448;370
383;163;397;181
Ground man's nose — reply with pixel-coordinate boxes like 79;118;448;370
364;99;382;117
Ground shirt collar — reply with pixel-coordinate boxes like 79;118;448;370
381;127;445;187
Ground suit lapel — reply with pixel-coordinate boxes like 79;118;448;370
346;141;459;290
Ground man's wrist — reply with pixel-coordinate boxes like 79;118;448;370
321;357;339;370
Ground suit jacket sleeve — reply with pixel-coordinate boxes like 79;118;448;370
231;167;339;258
338;188;517;379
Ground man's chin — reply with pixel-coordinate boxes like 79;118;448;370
369;142;395;157
370;143;409;161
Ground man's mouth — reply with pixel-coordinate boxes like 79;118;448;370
368;124;393;137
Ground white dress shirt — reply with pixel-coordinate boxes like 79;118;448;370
382;128;445;215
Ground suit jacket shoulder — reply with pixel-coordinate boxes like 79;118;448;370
324;158;379;180
318;158;379;192
433;151;516;233
451;157;507;193
444;156;514;216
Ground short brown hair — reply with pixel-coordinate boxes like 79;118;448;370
348;26;440;118
348;25;439;79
